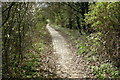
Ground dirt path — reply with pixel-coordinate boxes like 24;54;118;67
46;24;90;78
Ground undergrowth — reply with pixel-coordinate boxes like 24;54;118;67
20;23;54;78
53;25;120;78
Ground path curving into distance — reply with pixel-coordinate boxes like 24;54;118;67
46;24;88;78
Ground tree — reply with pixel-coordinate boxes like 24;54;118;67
2;2;36;77
85;2;120;67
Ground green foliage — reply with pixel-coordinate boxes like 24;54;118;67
2;2;48;78
2;2;120;78
85;2;120;78
22;53;40;78
92;63;120;78
2;2;37;78
85;2;120;30
32;42;44;52
76;43;87;55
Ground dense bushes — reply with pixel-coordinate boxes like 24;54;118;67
84;2;120;78
85;2;120;67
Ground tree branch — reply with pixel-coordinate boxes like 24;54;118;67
2;3;15;26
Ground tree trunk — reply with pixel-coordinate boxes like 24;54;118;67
69;17;72;29
76;16;82;34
